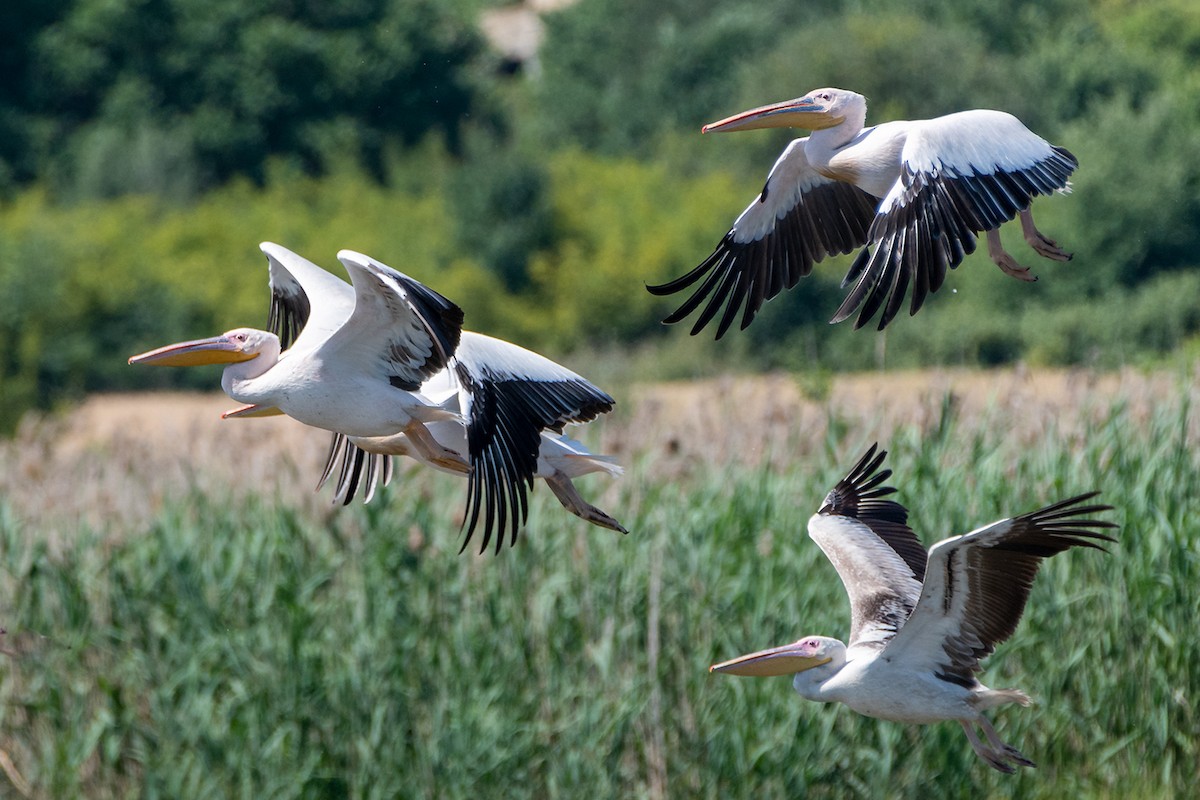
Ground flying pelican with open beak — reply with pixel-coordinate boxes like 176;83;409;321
710;445;1115;773
648;87;1077;335
216;243;623;552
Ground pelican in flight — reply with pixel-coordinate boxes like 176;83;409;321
648;88;1077;335
130;245;465;466
296;335;626;553
188;243;622;552
710;445;1115;772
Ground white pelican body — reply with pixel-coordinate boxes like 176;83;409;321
130;244;466;467
711;445;1115;773
212;244;622;552
649;88;1077;334
315;337;627;545
783;636;1026;725
215;334;451;438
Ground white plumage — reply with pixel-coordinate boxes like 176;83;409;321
649;88;1077;335
710;444;1116;773
130;243;464;443
179;243;623;553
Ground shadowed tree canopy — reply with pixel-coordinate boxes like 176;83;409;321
6;0;487;197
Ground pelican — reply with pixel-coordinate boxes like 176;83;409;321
301;336;626;553
648;88;1077;335
211;243;622;552
130;245;466;469
710;445;1115;773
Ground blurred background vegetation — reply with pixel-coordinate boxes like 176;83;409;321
3;0;1200;430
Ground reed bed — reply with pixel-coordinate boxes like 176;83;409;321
0;367;1197;798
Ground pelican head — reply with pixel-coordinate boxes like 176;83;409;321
710;635;842;677
128;328;278;368
702;88;863;134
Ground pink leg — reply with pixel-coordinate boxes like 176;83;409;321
545;472;628;534
1019;208;1072;261
959;720;1015;773
405;422;470;473
986;229;1038;282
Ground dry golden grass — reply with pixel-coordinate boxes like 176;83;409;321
4;365;1197;548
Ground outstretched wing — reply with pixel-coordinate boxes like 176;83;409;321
259;243;394;506
316;432;395;506
454;332;615;554
328;250;464;391
833;110;1077;330
807;444;927;653
647;138;878;339
259;242;355;353
879;493;1116;686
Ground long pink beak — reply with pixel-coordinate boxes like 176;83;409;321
222;403;285;419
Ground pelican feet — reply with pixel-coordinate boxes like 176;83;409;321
977;741;1037;774
960;718;1038;773
405;422;470;474
1019;208;1073;262
545;473;628;534
1000;744;1037;770
986;229;1039;283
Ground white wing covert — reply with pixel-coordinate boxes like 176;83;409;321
834;110;1077;330
808;444;927;653
260;242;355;353
330;250;464;391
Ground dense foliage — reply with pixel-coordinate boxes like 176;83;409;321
0;0;486;196
3;0;1200;428
1;388;1196;797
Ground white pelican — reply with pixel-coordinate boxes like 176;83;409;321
130;244;466;467
213;244;622;552
710;445;1115;773
648;88;1077;335
303;336;626;553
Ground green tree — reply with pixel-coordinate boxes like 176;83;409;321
30;0;488;198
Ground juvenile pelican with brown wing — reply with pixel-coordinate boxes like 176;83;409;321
710;445;1115;773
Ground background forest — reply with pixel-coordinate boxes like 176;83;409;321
2;2;1199;797
2;0;1199;431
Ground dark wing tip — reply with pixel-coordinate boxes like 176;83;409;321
986;492;1119;563
820;444;927;581
395;272;465;372
820;444;902;518
1018;491;1119;550
317;433;393;506
267;284;312;351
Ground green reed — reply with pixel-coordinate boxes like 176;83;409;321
0;388;1196;799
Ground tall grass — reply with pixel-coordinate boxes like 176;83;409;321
0;378;1197;798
